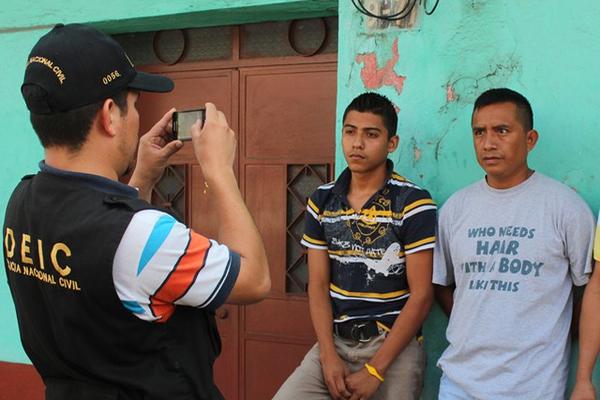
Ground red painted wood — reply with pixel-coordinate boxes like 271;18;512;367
0;362;44;400
239;64;335;400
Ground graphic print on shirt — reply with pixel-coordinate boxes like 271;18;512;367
460;225;542;293
301;166;436;325
326;192;406;282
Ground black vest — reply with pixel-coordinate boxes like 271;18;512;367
3;171;224;400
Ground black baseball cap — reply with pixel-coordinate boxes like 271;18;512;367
21;23;174;114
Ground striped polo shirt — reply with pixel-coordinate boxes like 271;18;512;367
39;161;240;323
301;161;436;327
113;210;240;322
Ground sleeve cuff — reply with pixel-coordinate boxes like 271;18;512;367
203;251;241;310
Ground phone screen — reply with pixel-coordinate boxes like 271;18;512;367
172;109;205;141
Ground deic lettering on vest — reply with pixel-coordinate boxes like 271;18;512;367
4;228;15;258
6;259;21;273
22;265;56;285
50;242;71;277
59;277;81;291
4;227;72;277
21;234;33;264
4;228;82;291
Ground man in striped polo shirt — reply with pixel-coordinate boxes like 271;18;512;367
275;92;436;400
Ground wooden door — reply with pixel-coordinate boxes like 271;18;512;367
137;62;336;400
238;63;336;399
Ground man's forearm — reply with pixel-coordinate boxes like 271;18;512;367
576;275;600;383
367;292;433;375
434;284;454;316
207;170;269;293
308;281;337;358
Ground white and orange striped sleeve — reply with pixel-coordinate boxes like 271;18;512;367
112;209;240;322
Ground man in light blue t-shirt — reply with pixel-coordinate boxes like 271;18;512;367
433;88;595;400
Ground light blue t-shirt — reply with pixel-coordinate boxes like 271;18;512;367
433;172;595;400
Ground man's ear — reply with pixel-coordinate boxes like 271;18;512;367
387;135;399;153
99;98;120;137
526;129;539;152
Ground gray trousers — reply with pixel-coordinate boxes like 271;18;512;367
273;333;425;400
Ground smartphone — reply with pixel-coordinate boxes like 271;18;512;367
172;108;206;141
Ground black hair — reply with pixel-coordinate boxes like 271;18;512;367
30;90;129;151
342;92;397;138
473;88;534;131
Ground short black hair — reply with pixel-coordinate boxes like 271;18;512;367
473;88;534;131
342;92;397;138
30;90;129;151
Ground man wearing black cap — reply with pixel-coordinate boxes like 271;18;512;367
4;23;270;400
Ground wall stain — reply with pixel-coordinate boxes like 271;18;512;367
434;117;458;161
411;137;422;166
355;38;406;94
440;57;521;114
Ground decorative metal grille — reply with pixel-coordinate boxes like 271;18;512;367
241;17;338;58
286;164;330;293
112;17;338;66
113;26;233;66
152;165;186;222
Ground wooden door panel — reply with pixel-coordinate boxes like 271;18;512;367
213;334;238;400
244;340;314;400
244;298;315;339
244;165;286;294
0;362;44;400
190;165;220;241
241;65;336;162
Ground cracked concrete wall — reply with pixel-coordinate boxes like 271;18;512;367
338;1;600;397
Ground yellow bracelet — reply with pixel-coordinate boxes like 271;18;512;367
364;363;384;382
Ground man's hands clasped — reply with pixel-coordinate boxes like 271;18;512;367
320;354;382;400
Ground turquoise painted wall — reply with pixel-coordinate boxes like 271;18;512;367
337;1;600;398
0;29;44;362
2;0;600;398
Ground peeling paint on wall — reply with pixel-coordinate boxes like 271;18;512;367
446;84;456;102
355;38;406;94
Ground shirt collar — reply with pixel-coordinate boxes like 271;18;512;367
39;161;138;198
332;159;395;196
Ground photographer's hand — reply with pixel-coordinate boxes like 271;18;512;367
129;108;183;201
190;103;236;178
